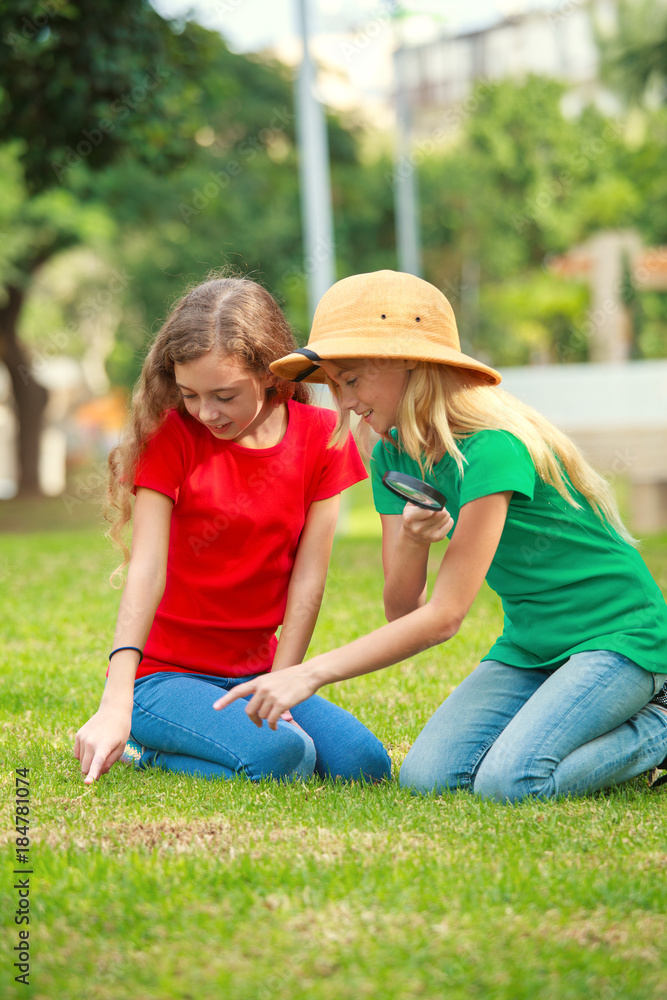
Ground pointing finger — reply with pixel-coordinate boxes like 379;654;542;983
214;683;255;711
85;752;107;784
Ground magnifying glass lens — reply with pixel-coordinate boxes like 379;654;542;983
382;471;446;511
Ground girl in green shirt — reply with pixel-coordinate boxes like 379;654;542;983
216;270;667;801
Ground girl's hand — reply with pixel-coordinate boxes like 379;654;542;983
213;667;318;730
401;502;454;545
74;708;132;784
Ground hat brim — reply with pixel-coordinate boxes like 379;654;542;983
270;339;501;386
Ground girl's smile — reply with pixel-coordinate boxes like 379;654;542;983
174;352;285;448
319;358;416;435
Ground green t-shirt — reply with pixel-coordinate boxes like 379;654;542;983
371;429;667;674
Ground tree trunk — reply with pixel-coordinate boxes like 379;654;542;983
0;285;49;496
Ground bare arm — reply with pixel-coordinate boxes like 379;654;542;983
74;487;172;783
381;504;455;620
215;491;512;727
271;494;340;671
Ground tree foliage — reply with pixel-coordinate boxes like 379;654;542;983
0;1;311;490
418;76;667;364
598;0;667;107
2;1;667;498
0;0;180;193
0;0;392;489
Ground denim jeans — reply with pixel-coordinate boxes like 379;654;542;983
399;651;667;803
130;671;391;783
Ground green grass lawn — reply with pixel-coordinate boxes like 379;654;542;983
1;481;666;1000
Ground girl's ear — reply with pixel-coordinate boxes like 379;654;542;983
261;371;281;398
405;360;418;371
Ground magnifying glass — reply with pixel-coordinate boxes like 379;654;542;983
382;471;446;511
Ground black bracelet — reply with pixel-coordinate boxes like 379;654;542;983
108;646;144;664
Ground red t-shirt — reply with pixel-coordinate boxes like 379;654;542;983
133;400;367;678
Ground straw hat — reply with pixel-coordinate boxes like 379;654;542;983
270;270;501;385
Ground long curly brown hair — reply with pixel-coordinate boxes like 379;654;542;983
106;276;310;584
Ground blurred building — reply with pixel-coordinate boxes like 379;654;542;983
269;1;622;134
396;0;621;135
501;358;667;534
548;231;667;362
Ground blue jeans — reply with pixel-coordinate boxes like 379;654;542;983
399;651;667;802
130;672;391;783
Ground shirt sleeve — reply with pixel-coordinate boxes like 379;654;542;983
458;430;535;506
133;410;188;503
370;434;406;514
311;411;368;501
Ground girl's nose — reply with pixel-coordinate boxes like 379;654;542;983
339;386;358;411
199;399;220;423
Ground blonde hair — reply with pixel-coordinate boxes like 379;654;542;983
327;360;635;545
107;275;310;585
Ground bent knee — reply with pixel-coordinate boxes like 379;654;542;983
473;756;547;803
473;769;521;803
323;738;391;783
398;757;433;795
399;747;461;796
360;741;392;783
247;726;316;782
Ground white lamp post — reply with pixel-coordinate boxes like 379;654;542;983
294;0;336;320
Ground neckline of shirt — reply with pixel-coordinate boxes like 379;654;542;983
209;399;294;457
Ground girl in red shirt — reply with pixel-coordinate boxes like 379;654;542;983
74;276;390;785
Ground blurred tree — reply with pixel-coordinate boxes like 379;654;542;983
0;0;176;492
70;61;387;390
0;1;302;492
418;77;643;364
6;4;667;501
598;0;667;107
0;0;180;194
83;62;370;389
597;0;667;359
0;141;116;491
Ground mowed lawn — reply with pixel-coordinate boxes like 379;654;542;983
1;481;666;1000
